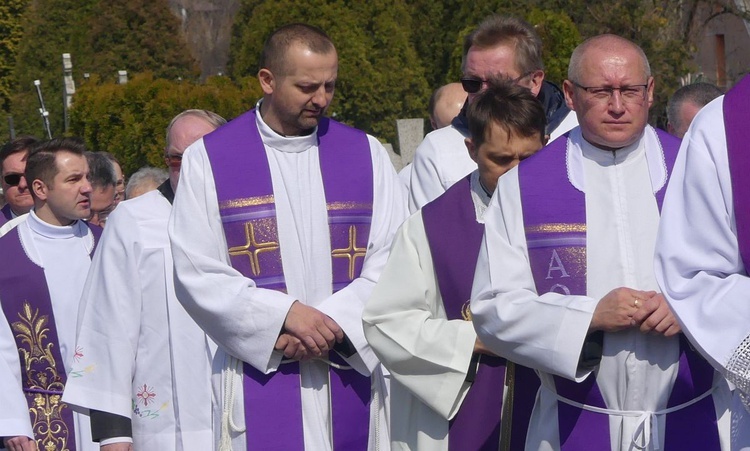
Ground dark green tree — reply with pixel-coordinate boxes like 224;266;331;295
526;8;581;87
0;0;30;113
69;73;261;175
403;0;461;88
9;0;198;139
9;0;97;138
83;0;199;81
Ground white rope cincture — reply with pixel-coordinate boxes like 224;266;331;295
372;367;381;451
306;357;354;370
219;356;246;451
543;382;717;450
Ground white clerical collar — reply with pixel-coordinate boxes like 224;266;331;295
19;210;93;268
27;209;85;239
580;132;643;165
565;125;668;194
255;100;319;154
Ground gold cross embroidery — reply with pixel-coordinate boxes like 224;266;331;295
331;225;367;280
228;222;280;276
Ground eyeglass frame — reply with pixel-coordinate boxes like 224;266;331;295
569;80;650;103
164;153;183;168
89;200;117;226
2;173;24;187
460;71;537;94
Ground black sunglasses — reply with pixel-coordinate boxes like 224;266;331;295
460;77;486;94
460;72;535;94
3;173;23;186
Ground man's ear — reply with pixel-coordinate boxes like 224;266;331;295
563;79;576;111
528;70;545;97
646;76;655;108
465;138;478;163
258;68;275;95
32;179;47;201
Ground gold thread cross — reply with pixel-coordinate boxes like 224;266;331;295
228;222;280;276
331;225;367;280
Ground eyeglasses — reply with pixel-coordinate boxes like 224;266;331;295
571;81;648;103
89;203;116;227
165;153;183;168
460;71;535;94
2;173;23;186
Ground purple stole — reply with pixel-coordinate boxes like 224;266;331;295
725;75;750;270
0;203;12;226
518;130;720;450
422;175;539;451
0;222;100;451
204;109;372;450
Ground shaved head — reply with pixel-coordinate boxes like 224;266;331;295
429;83;467;129
259;23;336;75
568;34;650;83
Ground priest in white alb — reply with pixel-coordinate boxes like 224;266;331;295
0;138;99;451
364;78;547;450
655;75;750;448
63;110;226;450
470;35;734;450
168;24;408;450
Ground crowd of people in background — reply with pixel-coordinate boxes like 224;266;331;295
0;14;748;451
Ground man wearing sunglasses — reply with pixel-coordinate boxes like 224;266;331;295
0;137;39;227
408;15;578;211
471;35;733;450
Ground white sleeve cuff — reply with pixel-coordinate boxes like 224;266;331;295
99;436;133;446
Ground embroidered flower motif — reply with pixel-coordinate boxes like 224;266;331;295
136;384;156;406
73;346;84;362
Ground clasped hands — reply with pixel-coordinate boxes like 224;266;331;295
590;287;681;337
274;301;345;361
3;436;37;451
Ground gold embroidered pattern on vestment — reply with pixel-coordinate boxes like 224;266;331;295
331;225;367;280
11;301;72;451
499;361;516;451
327;201;373;211
560;247;587;273
524;223;587;234
461;301;473;321
228;221;280;276
219;195;275;210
